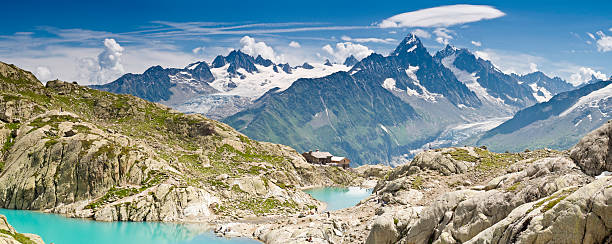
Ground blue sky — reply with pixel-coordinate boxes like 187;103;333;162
1;0;610;85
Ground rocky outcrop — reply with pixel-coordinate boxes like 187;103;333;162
365;216;398;244
363;144;610;244
397;158;591;243
570;120;612;176
355;164;392;179
389;148;475;179
466;177;611;244
0;62;358;223
0;214;44;244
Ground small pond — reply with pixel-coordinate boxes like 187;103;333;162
0;209;260;244
303;187;373;211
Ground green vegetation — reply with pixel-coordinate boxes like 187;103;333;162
474;148;523;171
44;139;59;147
72;124;91;134
506;182;521;192
0;229;36;244
444;148;479;162
85;186;140;209
93;143;116;159
542;195;568;212
231;184;245;193
28;115;79;132
85;170;168;209
275;181;294;189
412;176;424;190
2;138;15;153
528;187;577;213
248;166;265;175
233;198;298;216
178;154;200;164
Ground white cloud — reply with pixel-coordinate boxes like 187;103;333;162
35;66;54;82
474;51;491;61
569;67;607;85
192;46;205;54
77;38;126;85
529;62;538;73
322;42;373;62
587;32;596;40
471;41;482;47
472;49;546;75
378;4;505;28
239;36;280;62
433;28;454;45
595;31;612;52
98;38;124;71
340;36;397;44
289;41;301;48
411;29;431;39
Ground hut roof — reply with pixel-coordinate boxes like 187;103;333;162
331;156;346;162
311;151;333;159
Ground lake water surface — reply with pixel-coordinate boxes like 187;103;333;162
303;187;373;211
0;209;260;244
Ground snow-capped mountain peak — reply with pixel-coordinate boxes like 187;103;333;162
391;34;425;56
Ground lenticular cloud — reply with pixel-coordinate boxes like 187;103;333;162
378;4;505;28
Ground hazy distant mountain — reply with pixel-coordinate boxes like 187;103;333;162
90;62;217;104
511;71;575;102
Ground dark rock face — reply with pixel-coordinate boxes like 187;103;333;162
434;45;537;108
90;66;178;102
301;62;314;69
225;50;258;74
570;120;612;176
343;55;359;67
211;55;227;68
255;55;274;67
359;34;481;107
90;62;217;103
279;63;292;74
324;59;333;66
189;62;215;82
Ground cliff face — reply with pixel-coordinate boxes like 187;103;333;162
0;61;358;222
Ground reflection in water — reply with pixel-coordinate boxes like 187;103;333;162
0;209;259;244
303;187;373;211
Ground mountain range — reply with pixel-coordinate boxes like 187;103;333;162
474;78;611;152
223;34;576;165
92;50;351;119
90;33;602;166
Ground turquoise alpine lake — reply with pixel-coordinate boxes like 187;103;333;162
0;209;260;244
303;187;373;211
